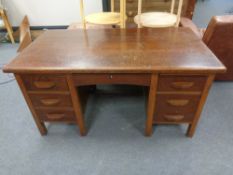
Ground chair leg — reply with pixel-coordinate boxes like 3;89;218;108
2;11;15;43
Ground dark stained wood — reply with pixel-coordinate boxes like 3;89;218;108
36;109;76;122
185;0;196;19
158;75;207;92
3;28;226;137
30;94;73;107
73;73;151;86
3;28;225;74
154;94;200;123
66;75;87;136
145;74;158;136
17;16;32;52
15;74;47;135
21;74;69;91
187;74;215;137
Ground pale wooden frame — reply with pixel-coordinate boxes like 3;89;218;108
137;0;184;28
80;0;126;29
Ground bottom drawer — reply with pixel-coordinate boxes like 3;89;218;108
154;94;200;123
36;109;76;122
154;112;195;124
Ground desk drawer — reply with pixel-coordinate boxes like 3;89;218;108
21;75;69;91
158;75;207;92
73;74;151;86
30;94;72;107
36;109;76;122
154;94;200;123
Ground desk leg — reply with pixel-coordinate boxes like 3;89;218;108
15;74;47;135
187;75;215;137
67;75;87;136
145;74;158;136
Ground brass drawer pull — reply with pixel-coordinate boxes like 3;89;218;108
171;82;194;89
166;99;189;107
46;113;66;120
40;99;61;106
163;114;184;122
34;81;56;89
127;11;134;17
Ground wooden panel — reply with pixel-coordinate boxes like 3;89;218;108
30;94;72;107
145;74;158;136
15;74;47;135
67;75;87;136
21;74;69;91
158;75;207;92
36;109;76;122
73;74;151;86
187;74;215;137
154;94;200;123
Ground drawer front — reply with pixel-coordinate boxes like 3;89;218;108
30;94;72;107
36;109;76;122
158;75;207;92
21;75;69;91
73;74;151;86
154;94;200;123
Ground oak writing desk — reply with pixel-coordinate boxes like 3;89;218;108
3;28;226;137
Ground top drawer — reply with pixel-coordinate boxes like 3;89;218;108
158;75;207;92
21;74;69;91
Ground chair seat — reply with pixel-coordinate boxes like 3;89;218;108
134;12;177;28
85;12;121;25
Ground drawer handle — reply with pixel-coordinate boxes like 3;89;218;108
171;82;194;89
166;100;189;107
34;81;56;89
40;99;61;106
163;114;184;122
46;113;66;120
127;11;134;17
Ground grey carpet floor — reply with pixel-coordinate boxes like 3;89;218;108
1;43;233;175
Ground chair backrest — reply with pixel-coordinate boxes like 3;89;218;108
203;15;233;80
17;16;32;52
137;0;183;27
79;0;125;28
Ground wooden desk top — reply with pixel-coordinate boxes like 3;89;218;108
3;28;226;74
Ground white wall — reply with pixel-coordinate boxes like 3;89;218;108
2;0;233;27
2;0;102;26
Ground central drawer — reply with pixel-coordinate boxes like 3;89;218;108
73;74;151;86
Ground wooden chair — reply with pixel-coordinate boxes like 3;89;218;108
79;0;126;29
0;5;15;43
134;0;184;28
181;15;233;81
17;16;32;52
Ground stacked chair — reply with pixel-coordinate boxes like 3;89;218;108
134;0;184;28
79;0;126;29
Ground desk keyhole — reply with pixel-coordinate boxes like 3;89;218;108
109;75;113;79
